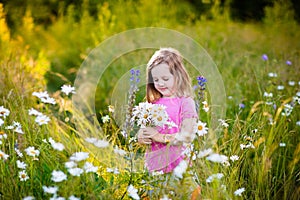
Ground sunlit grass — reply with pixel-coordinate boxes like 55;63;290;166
1;0;300;199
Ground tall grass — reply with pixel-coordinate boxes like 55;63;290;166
0;0;300;199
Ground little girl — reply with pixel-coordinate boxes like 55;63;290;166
137;47;201;199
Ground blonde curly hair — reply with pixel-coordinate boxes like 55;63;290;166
146;47;193;103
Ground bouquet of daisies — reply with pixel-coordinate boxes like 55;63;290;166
131;102;177;129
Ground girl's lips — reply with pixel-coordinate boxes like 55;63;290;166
158;87;167;90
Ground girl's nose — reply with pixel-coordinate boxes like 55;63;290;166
158;81;164;86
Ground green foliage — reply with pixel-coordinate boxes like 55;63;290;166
0;0;300;199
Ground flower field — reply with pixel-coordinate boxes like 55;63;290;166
0;1;300;199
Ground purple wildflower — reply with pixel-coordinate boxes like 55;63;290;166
286;60;292;65
130;69;135;75
239;103;245;109
197;76;207;89
262;54;268;61
123;68;141;139
195;76;207;111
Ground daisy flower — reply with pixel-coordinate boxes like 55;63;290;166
281;104;293;116
218;119;229;128
293;96;300;105
14;125;24;134
114;146;127;156
173;160;188;179
17;160;27;169
198;148;213;158
11;121;24;134
0;118;4;126
127;185;140;200
65;161;77;169
19;170;29;181
5;125;14;130
196;121;208;136
28;108;43;116
263;92;273;98
35;114;50;125
240;143;255;150
85;137;97;144
70;152;89;162
206;153;228;163
106;167;120;174
68;195;80;200
41;97;56;105
234;187;245;196
32;91;56;105
83;162;98;173
288;81;295;86
32;91;49;99
230;155;239;162
23;196;35;200
15;148;23;158
206;173;224;183
0;150;9;160
68;167;84;176
202;101;209;112
42;185;58;194
268;72;277;77
61;85;76;95
279;143;286;147
0;106;10;118
25;146;40;157
108;105;115;113
49;137;65;151
102;115;110;123
51;196;65;200
277;85;284;90
51;170;67;182
93;139;110;148
0;131;7;139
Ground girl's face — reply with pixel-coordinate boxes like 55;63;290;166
151;63;175;97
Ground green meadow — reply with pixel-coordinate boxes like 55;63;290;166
0;0;299;199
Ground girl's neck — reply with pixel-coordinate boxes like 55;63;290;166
161;95;178;99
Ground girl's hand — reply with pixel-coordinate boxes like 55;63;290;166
143;127;165;143
137;128;153;145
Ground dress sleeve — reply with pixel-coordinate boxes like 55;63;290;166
180;97;198;120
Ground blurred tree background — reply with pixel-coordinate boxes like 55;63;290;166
0;0;299;112
1;0;300;29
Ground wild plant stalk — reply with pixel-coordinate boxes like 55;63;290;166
120;69;140;200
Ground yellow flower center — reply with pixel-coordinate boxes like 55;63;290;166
198;125;203;131
157;116;162;121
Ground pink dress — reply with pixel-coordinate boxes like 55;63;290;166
145;97;198;173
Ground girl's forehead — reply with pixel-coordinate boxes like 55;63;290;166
151;63;171;75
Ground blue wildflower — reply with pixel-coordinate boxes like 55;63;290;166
286;60;292;65
262;54;268;61
239;103;245;109
197;76;207;89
